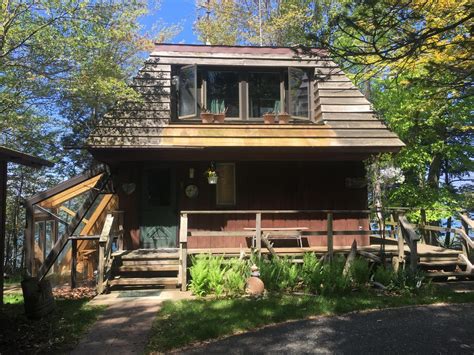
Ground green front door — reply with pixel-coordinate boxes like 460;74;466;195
140;167;178;248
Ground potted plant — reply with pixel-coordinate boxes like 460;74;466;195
213;100;227;123
200;107;214;124
205;164;218;184
277;111;291;124
263;111;276;124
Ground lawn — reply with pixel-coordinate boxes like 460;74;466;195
1;292;105;354
146;288;474;353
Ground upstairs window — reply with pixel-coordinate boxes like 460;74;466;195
175;66;311;121
206;70;240;117
288;67;310;119
248;72;281;118
178;65;197;118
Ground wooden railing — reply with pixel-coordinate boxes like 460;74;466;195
178;209;371;291
97;211;124;294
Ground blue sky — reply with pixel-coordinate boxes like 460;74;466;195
141;0;200;44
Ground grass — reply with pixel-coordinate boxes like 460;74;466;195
146;288;474;353
1;293;105;354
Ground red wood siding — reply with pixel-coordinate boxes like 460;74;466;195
116;161;369;249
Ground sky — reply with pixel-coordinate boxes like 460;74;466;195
140;0;200;44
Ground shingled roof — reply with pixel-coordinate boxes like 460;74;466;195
87;44;404;153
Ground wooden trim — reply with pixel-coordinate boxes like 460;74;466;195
181;209;370;214
80;194;114;236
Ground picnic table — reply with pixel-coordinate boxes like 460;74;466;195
244;227;308;248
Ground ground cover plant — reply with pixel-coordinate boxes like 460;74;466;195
0;292;105;354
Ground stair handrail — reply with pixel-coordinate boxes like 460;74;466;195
398;215;420;272
97;213;119;294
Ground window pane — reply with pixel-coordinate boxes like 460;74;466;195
147;169;170;207
216;163;235;205
207;71;239;117
179;65;196;117
248;72;281;118
289;68;309;118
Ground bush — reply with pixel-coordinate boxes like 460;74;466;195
389;268;428;294
373;266;394;286
319;256;351;296
256;257;299;292
189;255;249;297
349;257;371;288
301;253;323;294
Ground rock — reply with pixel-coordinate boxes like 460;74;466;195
245;276;264;296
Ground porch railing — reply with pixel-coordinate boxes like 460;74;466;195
178;209;372;291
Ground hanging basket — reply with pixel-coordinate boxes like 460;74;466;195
207;175;218;184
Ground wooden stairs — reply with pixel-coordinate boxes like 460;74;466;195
109;249;180;289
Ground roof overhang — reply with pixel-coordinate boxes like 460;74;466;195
0;146;53;168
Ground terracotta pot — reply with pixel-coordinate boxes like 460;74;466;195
200;113;214;124
278;114;291;124
214;114;225;123
263;114;276;124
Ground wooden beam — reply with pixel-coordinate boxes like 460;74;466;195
0;161;7;305
80;194;113;236
60;206;89;224
327;213;334;261
255;212;262;256
71;239;77;289
24;202;35;275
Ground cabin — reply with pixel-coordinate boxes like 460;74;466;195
25;44;414;291
84;44;405;290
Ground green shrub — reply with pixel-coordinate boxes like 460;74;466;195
256;257;300;292
301;253;323;294
189;255;211;296
319;256;351;296
373;266;394;286
189;255;249;297
349;257;371;288
389;268;428;294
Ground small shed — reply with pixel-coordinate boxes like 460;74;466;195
0;146;53;304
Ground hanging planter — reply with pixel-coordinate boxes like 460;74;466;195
205;163;218;184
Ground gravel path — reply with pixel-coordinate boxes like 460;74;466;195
184;303;474;354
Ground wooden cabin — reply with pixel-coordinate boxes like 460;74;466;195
85;44;405;289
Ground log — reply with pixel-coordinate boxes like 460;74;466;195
343;240;357;276
21;277;55;319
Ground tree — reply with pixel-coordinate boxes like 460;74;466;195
195;0;349;46
1;0;179;272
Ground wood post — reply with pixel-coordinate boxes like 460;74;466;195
51;212;58;273
255;212;262;256
0;160;7;305
179;213;188;291
395;217;404;271
24;202;35;276
327;212;333;261
71;239;77;289
39;222;46;262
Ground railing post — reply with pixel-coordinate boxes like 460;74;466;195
420;208;429;244
327;212;333;261
395;214;404;271
179;213;188;291
24;202;35;276
255;212;262;256
71;239;77;289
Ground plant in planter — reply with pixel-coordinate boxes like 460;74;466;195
263;111;276;124
205;163;218;184
277;111;291;124
200;107;214;124
211;99;227;123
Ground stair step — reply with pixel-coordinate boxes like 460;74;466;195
122;259;180;266
109;277;179;286
426;272;474;280
118;265;179;272
119;253;179;260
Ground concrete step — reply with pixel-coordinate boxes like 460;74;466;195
109;277;179;286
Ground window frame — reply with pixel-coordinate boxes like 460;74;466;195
177;64;197;119
173;65;312;122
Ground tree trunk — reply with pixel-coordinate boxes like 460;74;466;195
427;153;442;188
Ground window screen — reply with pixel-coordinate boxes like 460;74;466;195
216;163;236;205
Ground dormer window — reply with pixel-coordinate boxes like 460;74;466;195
175;65;311;122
